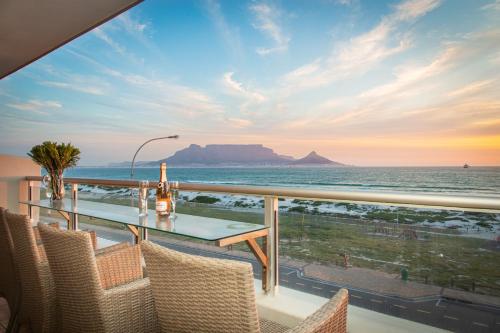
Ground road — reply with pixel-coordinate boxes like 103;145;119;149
88;224;500;333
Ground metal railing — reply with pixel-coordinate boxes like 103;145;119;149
24;176;500;213
25;176;500;330
24;175;500;296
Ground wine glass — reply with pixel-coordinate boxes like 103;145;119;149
171;187;178;219
138;180;149;216
42;174;52;199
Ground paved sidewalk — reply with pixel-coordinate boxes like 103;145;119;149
303;263;442;298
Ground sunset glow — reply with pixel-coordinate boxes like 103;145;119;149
1;0;499;166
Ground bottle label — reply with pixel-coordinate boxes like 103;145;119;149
156;201;167;212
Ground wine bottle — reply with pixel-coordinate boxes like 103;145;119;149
156;162;171;215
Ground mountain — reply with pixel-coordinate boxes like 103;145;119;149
109;144;345;167
151;144;291;166
290;151;343;166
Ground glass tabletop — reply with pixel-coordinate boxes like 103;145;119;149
20;199;267;241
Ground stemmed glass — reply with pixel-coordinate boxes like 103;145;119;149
170;181;179;219
42;174;52;199
138;180;149;217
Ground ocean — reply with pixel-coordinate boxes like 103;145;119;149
62;166;500;239
65;166;500;197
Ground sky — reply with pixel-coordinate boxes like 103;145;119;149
1;0;500;166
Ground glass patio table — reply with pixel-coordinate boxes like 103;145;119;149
20;198;271;290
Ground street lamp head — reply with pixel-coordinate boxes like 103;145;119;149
130;135;180;179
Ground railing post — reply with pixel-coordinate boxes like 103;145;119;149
27;180;33;221
138;216;149;243
71;183;79;230
264;196;279;295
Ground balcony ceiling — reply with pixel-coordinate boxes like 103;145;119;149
0;0;142;79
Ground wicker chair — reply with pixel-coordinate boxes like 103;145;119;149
141;240;349;333
4;210;59;333
38;223;159;333
0;207;20;333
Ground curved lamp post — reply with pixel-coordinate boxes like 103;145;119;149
130;135;179;179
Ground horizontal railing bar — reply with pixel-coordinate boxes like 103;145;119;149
25;176;500;213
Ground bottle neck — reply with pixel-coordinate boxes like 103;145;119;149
159;165;167;182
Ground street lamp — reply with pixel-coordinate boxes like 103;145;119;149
130;135;179;179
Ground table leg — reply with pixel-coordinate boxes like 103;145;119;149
262;235;270;292
57;211;72;229
127;225;148;244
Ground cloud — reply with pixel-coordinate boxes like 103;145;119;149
222;72;266;102
38;81;105;95
92;27;126;55
6;100;62;112
360;45;459;99
205;0;243;56
281;26;500;140
102;68;225;118
91;24;146;65
282;0;441;92
116;12;148;33
226;117;253;128
249;3;290;55
392;0;441;22
447;79;496;98
336;0;353;5
482;0;500;11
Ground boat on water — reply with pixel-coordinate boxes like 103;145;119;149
463;163;470;168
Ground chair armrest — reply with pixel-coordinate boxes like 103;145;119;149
285;289;348;333
103;278;159;333
95;242;130;256
96;244;143;289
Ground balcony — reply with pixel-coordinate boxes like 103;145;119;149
2;156;499;332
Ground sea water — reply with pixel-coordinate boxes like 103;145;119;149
61;166;500;238
65;166;500;197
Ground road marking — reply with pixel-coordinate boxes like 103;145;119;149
417;309;430;314
285;270;296;276
312;286;323;290
281;279;289;283
443;315;458;321
472;322;488;328
295;282;305;286
351;294;362;299
370;299;383;304
392;304;406;309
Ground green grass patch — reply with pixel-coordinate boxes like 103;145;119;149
190;195;220;204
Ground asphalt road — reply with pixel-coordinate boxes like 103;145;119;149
88;224;500;333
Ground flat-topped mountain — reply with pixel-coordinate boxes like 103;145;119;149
109;144;344;167
158;144;290;166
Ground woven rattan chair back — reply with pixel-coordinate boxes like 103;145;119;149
0;208;20;331
38;223;107;332
141;240;261;333
0;208;17;309
5;211;58;333
287;288;348;333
